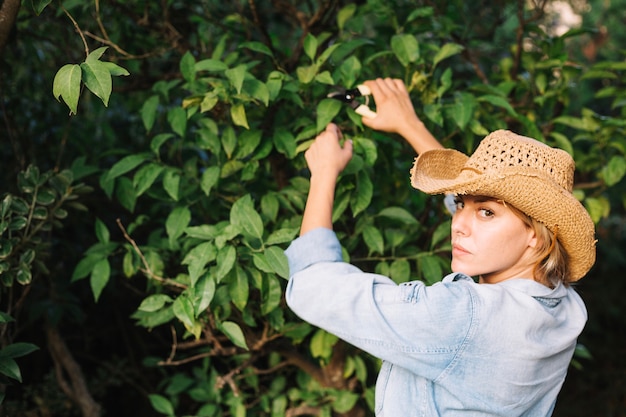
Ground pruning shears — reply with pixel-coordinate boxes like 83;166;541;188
327;85;377;119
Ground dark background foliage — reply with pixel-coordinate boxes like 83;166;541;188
0;0;624;416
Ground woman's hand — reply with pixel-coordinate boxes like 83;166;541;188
299;123;353;235
361;78;443;155
305;123;353;180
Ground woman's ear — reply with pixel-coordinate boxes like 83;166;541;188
527;228;539;250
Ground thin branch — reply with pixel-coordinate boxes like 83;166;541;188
116;218;187;289
166;325;178;363
61;5;89;57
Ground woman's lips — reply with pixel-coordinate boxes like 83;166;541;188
452;243;470;257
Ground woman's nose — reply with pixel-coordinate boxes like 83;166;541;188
451;211;469;236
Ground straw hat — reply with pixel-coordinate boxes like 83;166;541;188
411;129;596;281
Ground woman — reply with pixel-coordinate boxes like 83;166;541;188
284;78;596;416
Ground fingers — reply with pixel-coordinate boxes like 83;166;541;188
364;78;407;101
305;124;353;176
361;78;418;133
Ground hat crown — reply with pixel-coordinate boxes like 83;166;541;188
466;130;575;192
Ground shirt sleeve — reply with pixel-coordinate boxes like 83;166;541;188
285;228;478;380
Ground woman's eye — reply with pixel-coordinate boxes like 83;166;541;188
479;208;494;217
453;198;464;209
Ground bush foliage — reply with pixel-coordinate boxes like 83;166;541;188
0;1;625;416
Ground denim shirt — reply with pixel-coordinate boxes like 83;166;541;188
285;228;587;417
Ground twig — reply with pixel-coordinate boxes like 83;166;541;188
61;5;89;57
116;218;187;289
166;325;178;363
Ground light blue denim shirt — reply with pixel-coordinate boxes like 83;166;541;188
285;227;587;417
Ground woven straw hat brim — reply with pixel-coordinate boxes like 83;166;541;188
411;148;596;281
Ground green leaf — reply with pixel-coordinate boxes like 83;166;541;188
0;343;39;359
235;130;262;159
310;329;338;362
166;206;191;243
390;259;411;284
141;95;160;132
377;207;418;225
337;4;357;31
31;0;53;15
151;133;174;155
477;95;517;116
430;219;451;249
230;195;263;241
316;44;342;67
351;170;373;216
228;266;249;311
265;228;299;246
85;46;108;62
216;245;236;282
243;78;270;106
72;253;105;282
0;357;21;382
363;225;384;255
0;312;14;324
264;246;289;279
105;153;150;182
225;64;247;94
195;59;228;72
182;241;216;287
601;155;626;186
303;33;318;61
200;166;220;196
193;274;216;314
219;321;248;349
90;258;111;302
261;274;282;315
167;106;187;137
450;92;476;130
95;218;110;243
115;177;137;212
316;98;342;132
230;103;249;129
162;169;181;201
222;126;238;159
102;61;130;77
585;196;610;223
180;51;196;82
296;64;319;84
332;390;360;413
173;294;195;329
433;43;464;68
138;294;173;312
134;163;164;196
239;41;274;57
9;216;27;231
53;64;82;115
36;189;55;206
81;59;113;106
252;252;273;274
273;129;297;158
391;34;419;67
148;394;175;416
419;254;442;285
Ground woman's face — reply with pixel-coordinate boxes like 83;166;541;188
450;195;538;284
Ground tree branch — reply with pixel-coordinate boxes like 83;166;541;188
0;0;19;56
47;325;102;417
116;218;187;289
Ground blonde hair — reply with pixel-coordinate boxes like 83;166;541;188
508;204;571;287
